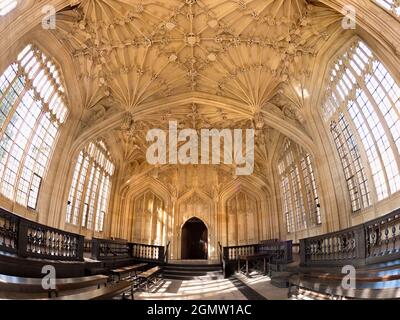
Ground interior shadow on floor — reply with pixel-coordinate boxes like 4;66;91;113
147;280;168;294
229;277;267;300
165;280;183;294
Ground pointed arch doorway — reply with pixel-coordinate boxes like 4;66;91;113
181;217;208;259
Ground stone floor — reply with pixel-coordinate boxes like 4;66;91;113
134;272;289;300
168;259;221;265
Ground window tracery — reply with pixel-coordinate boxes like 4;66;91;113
0;44;68;209
65;140;114;232
323;39;400;210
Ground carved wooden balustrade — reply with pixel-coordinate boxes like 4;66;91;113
24;221;83;260
365;208;400;264
300;226;362;266
83;238;92;254
0;207;84;261
300;208;400;266
89;238;167;264
131;242;165;264
221;240;293;277
0;208;18;255
259;239;293;263
0;207;173;265
223;244;256;261
91;238;130;260
223;241;293;262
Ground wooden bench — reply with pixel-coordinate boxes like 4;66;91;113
0;274;108;299
288;263;400;299
238;253;271;276
289;273;400;299
52;280;132;300
137;266;163;291
111;263;147;281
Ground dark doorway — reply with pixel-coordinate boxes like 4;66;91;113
181;217;208;259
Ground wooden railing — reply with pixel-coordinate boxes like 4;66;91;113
223;244;256;261
223;240;293;263
259;239;293;264
0;207;84;261
0;208;18;255
365;209;400;264
83;238;92;253
221;240;293;277
300;208;400;266
83;238;169;265
91;238;130;260
0;207;171;265
131;242;165;263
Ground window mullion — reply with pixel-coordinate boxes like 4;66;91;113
14;112;45;205
101;176;112;232
66;157;80;224
281;152;295;233
295;150;310;228
330;122;356;211
0;58;43;136
79;158;94;228
94;173;106;232
339;116;369;210
336;122;361;211
324;39;400;210
66;141;114;230
88;167;101;230
371;72;400;119
0;68;19;108
359;79;400;176
286;172;296;233
289;164;300;231
0;87;29;137
340;104;379;204
353;97;392;197
337;62;382;203
68;154;85;223
0;92;38;197
0;44;68;209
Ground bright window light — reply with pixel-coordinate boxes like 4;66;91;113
277;139;321;233
0;44;68;210
323;39;400;207
0;0;17;16
65;140;114;232
375;0;400;16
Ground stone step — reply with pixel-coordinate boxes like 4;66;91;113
164;268;223;273
163;273;225;281
164;265;221;272
166;263;220;268
164;270;223;277
164;262;223;280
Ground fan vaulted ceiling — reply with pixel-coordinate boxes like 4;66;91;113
47;0;345;180
54;0;341;111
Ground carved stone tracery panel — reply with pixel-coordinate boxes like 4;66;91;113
132;190;165;245
226;190;258;245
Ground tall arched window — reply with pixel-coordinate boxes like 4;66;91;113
0;44;68;209
65;140;114;232
323;39;400;211
0;0;17;16
277;139;321;233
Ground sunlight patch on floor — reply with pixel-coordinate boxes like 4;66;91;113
134;273;289;300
